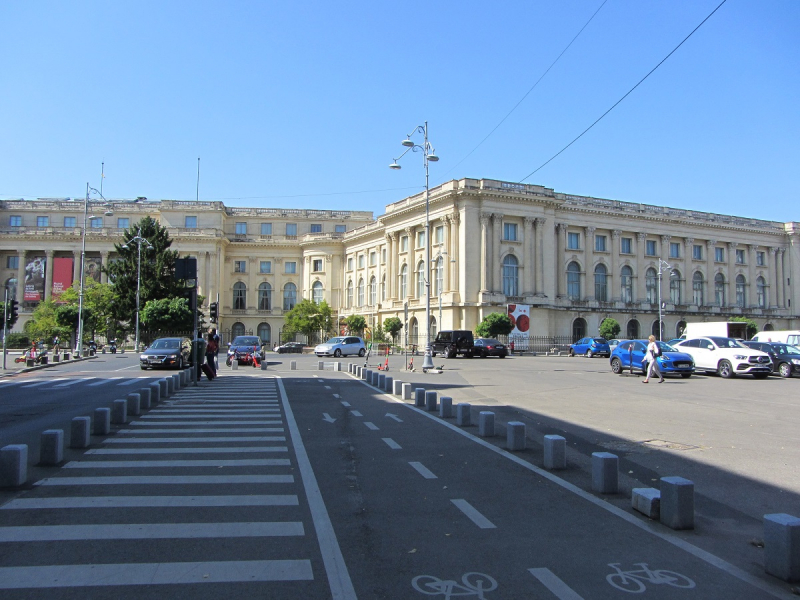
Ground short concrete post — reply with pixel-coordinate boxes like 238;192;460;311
371;371;379;386
165;376;175;396
0;445;28;487
384;376;393;392
591;452;619;494
543;435;567;470
149;382;161;405
172;373;182;390
40;430;64;465
261;359;268;370
232;359;239;370
660;476;694;530
348;363;352;373
414;388;426;408
335;362;341;372
361;368;368;381
93;407;111;435
111;399;128;424
70;417;91;449
478;411;495;437
402;383;413;400
318;361;324;371
290;361;297;370
440;396;453;418
632;488;661;519
764;513;800;582
456;403;471;426
190;365;197;383
375;373;382;388
507;421;526;451
126;393;141;416
393;380;403;396
425;390;438;412
159;378;169;398
138;387;152;410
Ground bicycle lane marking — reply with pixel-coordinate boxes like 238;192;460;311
276;376;357;600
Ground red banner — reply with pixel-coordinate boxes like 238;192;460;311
52;257;74;301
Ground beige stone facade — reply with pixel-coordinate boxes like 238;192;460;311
2;179;798;344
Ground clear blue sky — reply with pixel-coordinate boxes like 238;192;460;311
1;1;797;223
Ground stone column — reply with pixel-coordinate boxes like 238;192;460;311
492;213;503;293
584;226;596;300
384;234;393;301
636;233;647;302
746;245;757;307
683;238;694;304
727;242;737;306
777;248;786;308
706;240;716;306
556;223;567;298
72;250;81;285
610;230;620;301
99;251;109;284
44;250;55;302
480;214;491;293
17;250;27;304
523;217;534;296
450;211;460;293
770;247;779;308
535;218;546;297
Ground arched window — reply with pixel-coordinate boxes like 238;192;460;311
258;282;272;310
369;276;376;306
735;275;746;307
626;319;639;339
417;261;425;298
399;264;408;299
764;323;774;331
620;266;633;303
232;322;245;337
233;282;246;310
410;317;419;346
756;276;767;308
430;315;437;339
676;320;687;338
283;282;297;311
652;320;664;339
594;263;607;301
645;268;657;303
357;278;364;307
258;322;271;345
692;272;704;306
567;262;581;300
381;274;386;302
435;256;444;296
714;273;725;306
572;318;587;341
503;255;519;297
670;270;682;305
346;280;353;309
312;281;324;304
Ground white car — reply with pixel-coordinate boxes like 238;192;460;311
314;336;366;358
672;336;771;379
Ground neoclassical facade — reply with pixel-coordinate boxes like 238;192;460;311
2;179;798;344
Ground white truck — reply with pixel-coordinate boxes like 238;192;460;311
682;321;748;340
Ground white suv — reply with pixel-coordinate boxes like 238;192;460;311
673;337;771;379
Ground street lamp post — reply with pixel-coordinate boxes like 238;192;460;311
656;258;674;341
122;229;152;352
390;122;439;371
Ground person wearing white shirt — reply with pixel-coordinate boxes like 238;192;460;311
643;334;664;383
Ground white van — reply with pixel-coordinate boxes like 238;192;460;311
751;330;800;346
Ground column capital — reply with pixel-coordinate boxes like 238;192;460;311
727;241;738;250
449;210;460;224
684;237;694;246
637;232;647;242
661;235;671;244
770;247;779;255
480;213;492;226
524;216;536;227
612;229;621;239
556;222;568;232
585;226;596;235
706;239;717;248
45;249;55;257
748;244;758;251
778;247;785;255
535;217;547;229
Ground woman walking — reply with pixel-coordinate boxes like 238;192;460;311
643;334;665;383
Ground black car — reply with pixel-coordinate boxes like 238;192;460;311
742;341;800;378
139;337;192;370
431;330;474;358
473;338;508;358
276;342;305;354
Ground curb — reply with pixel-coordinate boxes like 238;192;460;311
0;355;98;378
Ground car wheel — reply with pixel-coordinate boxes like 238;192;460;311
752;372;769;379
176;357;183;370
779;362;792;378
334;349;342;358
140;366;148;370
718;359;734;379
610;358;622;374
587;350;594;359
569;349;575;357
499;354;505;358
358;348;365;357
680;373;692;379
446;346;456;359
226;357;232;366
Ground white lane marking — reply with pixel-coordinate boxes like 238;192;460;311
340;401;351;407
386;413;403;422
276;376;357;600
54;378;95;388
88;447;288;454
350;410;363;417
118;378;147;386
323;413;336;423
409;462;437;479
64;459;291;468
1;495;299;509
333;394;340;398
0;560;313;588
130;420;282;426
451;499;496;529
35;475;294;486
528;568;585;600
139;412;280;418
364;422;379;431
112;431;285;437
382;438;401;450
21;379;66;388
88;377;122;386
105;436;285;443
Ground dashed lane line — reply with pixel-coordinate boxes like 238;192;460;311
451;499;497;529
34;475;295;486
0;495;300;510
409;461;438;479
86;447;289;454
63;459;292;468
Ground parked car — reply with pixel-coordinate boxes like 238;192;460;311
276;342;305;354
139;337;192;370
227;336;264;366
431;330;474;358
473;338;508;358
672;337;771;379
610;340;695;378
569;337;611;358
607;339;622;350
315;336;365;357
741;341;800;378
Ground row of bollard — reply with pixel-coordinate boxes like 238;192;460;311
0;367;194;489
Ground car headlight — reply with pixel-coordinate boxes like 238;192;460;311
733;354;747;360
792;359;800;365
140;354;147;360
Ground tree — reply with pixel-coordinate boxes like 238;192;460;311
58;279;117;340
23;300;72;344
730;317;758;339
140;297;194;331
283;299;333;340
476;312;513;338
344;314;366;337
383;317;403;342
599;318;621;340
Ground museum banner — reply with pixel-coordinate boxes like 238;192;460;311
23;256;46;302
507;303;531;341
52;257;74;301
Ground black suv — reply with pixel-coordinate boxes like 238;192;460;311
431;330;474;358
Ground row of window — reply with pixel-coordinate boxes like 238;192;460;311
347;227;448;268
344;258;449;308
7;215;131;229
233;260;319;275
227;220;347;236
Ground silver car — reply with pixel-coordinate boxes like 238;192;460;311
314;336;365;358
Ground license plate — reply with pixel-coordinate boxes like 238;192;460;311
678;364;689;369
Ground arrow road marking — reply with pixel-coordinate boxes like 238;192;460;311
385;413;403;423
322;413;336;423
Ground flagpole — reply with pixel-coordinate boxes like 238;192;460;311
196;157;200;202
100;162;104;197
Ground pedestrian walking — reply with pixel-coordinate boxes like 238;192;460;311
205;332;218;378
643;334;664;383
209;327;220;370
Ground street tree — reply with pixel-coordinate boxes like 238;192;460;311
599;318;621;340
23;300;72;344
140;297;194;332
476;312;513;338
383;317;403;342
58;279;117;341
283;299;333;341
344;314;366;337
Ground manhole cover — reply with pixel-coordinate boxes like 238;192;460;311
642;439;701;451
599;441;651;454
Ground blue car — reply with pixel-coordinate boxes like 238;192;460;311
569;337;611;358
610;340;695;378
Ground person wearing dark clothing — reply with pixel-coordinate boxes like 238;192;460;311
205;333;218;378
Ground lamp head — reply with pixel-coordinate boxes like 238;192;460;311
389;162;401;170
401;139;414;148
427;153;439;162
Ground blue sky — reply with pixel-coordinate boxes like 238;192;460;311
1;1;797;223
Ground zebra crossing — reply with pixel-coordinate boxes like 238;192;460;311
0;375;348;597
0;375;159;390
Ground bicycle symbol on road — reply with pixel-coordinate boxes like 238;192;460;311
606;563;695;593
412;572;498;598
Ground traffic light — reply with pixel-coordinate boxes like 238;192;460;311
209;301;218;323
9;299;19;325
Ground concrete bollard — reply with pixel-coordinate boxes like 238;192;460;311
660;476;694;530
393;380;403;396
415;388;426;408
126;393;141;416
149;382;161;405
371;371;379;386
543;435;567;470
232;359;239;370
290;360;297;370
261;358;268;370
335;362;341;372
378;373;386;389
360;368;367;381
384;376;393;393
165;376;175;396
0;445;28;487
53;354;60;363
93;408;111;435
507;421;526;451
478;411;495;437
318;361;324;371
172;373;182;390
632;488;661;519
763;513;800;582
592;452;619;494
111;399;128;424
425;390;438;412
456;403;471;426
348;363;353;373
139;387;152;410
440;396;453;418
159;378;169;398
70;417;91;449
40;430;64;465
402;383;413;400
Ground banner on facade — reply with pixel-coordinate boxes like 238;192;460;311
23;256;46;302
507;304;531;339
52;257;74;301
85;257;102;283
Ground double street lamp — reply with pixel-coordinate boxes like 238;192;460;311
656;258;675;341
390;122;439;371
122;229;152;352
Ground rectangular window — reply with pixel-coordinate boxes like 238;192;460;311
621;237;632;254
567;232;580;250
757;251;765;266
7;256;19;269
503;223;518;241
235;222;247;235
347;257;354;271
670;242;680;258
312;259;323;272
36;216;49;227
259;261;271;274
335;224;346;233
645;240;657;256
9;216;22;227
90;217;103;228
234;260;246;273
693;244;703;260
285;261;296;274
417;230;426;248
185;216;197;228
736;249;745;264
64;217;77;227
286;223;297;237
117;218;129;229
435;225;444;245
382;248;387;263
370;252;376;266
595;235;607;252
358;255;365;268
261;223;272;235
715;247;724;262
310;224;322;233
400;236;409;252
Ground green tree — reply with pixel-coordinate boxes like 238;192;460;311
599;318;621;340
58;279;117;340
344;314;366;337
283;299;333;340
383;316;403;342
23;300;72;344
140;297;194;331
730;317;758;339
476;312;513;338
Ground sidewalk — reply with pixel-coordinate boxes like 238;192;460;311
0;352;97;378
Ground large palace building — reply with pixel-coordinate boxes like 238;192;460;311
1;178;798;346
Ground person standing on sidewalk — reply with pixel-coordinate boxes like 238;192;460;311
643;334;664;383
205;333;217;378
